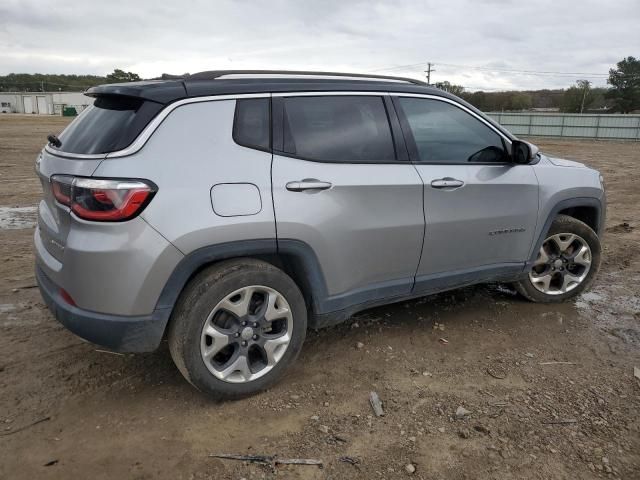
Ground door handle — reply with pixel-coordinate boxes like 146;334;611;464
286;179;333;192
430;177;465;189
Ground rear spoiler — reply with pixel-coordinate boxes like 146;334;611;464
85;80;188;104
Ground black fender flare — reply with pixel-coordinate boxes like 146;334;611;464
152;238;330;329
526;197;604;269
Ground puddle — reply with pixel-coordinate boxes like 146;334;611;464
540;311;565;324
580;291;602;303
0;206;37;229
0;303;18;326
1;317;43;327
0;303;44;327
0;304;17;314
575;281;640;347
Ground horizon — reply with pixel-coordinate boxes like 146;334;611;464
0;70;621;94
2;0;638;91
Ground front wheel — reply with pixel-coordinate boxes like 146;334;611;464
168;259;307;399
514;215;601;303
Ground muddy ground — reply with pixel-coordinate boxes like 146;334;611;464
0;115;639;480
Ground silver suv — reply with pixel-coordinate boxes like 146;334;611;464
35;71;605;398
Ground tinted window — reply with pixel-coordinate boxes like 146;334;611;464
233;98;270;151
56;96;162;154
282;96;395;162
398;98;508;163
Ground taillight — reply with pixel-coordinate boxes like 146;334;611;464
50;175;156;222
60;288;76;306
51;175;73;205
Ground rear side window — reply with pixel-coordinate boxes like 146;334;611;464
233;98;270;151
282;96;395;162
56;96;163;155
398;97;508;164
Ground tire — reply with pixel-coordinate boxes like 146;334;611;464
167;258;307;399
514;214;601;303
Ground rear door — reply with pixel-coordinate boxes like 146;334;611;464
392;95;539;284
271;93;424;313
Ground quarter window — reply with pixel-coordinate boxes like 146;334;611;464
398;97;508;163
233;98;270;151
282;96;396;162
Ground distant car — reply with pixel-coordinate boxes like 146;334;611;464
34;70;605;398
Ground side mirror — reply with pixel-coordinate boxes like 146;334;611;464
511;140;538;164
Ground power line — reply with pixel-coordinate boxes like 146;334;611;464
460;86;571;93
435;62;610;77
372;60;620;78
371;61;433;72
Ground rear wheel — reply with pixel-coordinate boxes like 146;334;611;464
514;215;601;303
168;259;307;398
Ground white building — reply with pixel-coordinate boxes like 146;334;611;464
0;92;92;115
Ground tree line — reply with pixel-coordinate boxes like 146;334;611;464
1;57;638;113
450;84;613;113
439;56;639;113
0;69;140;92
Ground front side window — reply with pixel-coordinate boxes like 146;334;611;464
398;97;508;163
282;96;396;162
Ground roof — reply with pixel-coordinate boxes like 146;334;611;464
84;70;448;104
83;70;515;140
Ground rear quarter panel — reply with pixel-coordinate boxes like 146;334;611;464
92;99;276;254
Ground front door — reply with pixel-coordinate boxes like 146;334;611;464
271;94;425;313
393;95;539;285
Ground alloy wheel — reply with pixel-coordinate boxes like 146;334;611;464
529;233;592;295
200;285;293;383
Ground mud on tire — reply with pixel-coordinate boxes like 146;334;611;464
167;258;307;399
514;214;601;303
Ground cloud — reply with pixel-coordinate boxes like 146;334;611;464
1;0;638;90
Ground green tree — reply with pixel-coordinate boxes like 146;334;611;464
434;81;465;96
606;56;640;113
0;73;107;92
561;80;594;113
508;92;532;111
587;87;611;111
106;69;141;83
461;91;488;110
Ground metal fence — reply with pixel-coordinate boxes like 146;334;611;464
485;112;640;140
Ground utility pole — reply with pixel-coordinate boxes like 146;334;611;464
580;83;587;114
425;63;435;85
578;79;590;114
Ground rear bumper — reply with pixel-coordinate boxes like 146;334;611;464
36;265;169;352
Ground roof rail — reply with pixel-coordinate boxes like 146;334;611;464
187;70;427;86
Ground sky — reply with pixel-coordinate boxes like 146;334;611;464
1;0;639;91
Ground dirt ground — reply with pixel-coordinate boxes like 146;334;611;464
0;115;639;480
